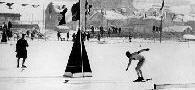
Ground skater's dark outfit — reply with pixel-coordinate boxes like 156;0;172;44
126;48;149;82
16;34;28;68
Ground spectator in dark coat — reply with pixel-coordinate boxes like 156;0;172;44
72;33;76;42
8;21;12;30
97;33;100;41
59;5;67;25
108;28;111;37
67;32;69;41
118;27;121;34
91;26;94;34
16;34;28;68
100;26;104;37
31;33;35;40
87;32;90;41
57;31;61;41
129;34;132;42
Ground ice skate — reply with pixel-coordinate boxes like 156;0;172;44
21;65;27;68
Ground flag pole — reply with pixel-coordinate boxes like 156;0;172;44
85;0;87;32
159;0;164;43
160;16;162;43
79;0;84;78
79;0;81;28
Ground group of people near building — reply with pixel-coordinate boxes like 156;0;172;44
57;31;91;42
90;25;122;38
57;31;70;41
72;31;90;42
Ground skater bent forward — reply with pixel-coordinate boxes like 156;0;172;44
126;48;149;82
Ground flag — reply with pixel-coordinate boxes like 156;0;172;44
160;0;164;10
21;4;28;6
85;0;88;9
32;5;39;8
71;2;80;21
6;3;14;9
0;2;5;4
59;7;68;25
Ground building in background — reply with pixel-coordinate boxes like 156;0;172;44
0;13;21;25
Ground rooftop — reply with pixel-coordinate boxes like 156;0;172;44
0;13;21;17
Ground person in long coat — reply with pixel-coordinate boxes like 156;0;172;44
16;34;28;68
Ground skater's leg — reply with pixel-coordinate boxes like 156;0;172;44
135;66;141;77
135;59;145;79
139;70;143;77
22;58;26;67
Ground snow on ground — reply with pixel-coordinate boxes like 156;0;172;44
0;37;195;90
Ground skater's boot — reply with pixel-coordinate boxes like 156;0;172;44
17;64;19;68
139;77;144;81
22;65;27;68
133;77;143;82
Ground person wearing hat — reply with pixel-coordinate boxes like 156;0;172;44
16;34;29;68
125;48;150;82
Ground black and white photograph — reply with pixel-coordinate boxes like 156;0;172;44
0;0;195;89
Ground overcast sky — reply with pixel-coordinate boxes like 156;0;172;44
1;0;195;21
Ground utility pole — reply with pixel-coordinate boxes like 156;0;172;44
160;15;163;43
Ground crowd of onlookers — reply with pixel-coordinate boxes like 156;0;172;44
55;25;132;42
57;31;91;42
0;21;133;43
0;21;44;42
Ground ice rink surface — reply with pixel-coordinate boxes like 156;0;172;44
0;37;195;90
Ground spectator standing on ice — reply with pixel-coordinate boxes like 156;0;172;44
108;28;111;37
26;30;30;37
97;33;100;41
1;22;7;42
129;34;132;42
16;34;29;68
2;22;7;30
86;32;90;41
100;26;104;37
91;26;94;34
7;21;12;40
31;32;34;40
118;27;121;34
126;48;150;82
8;21;12;30
57;31;61;41
72;33;76;42
67;32;69;41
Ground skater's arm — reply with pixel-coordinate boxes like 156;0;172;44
126;59;132;71
137;48;150;54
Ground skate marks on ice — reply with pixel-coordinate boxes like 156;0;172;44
63;79;154;89
154;83;195;89
63;78;153;84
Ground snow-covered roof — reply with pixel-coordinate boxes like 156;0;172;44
143;16;161;20
183;34;195;40
97;10;128;20
56;25;70;30
163;25;192;32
